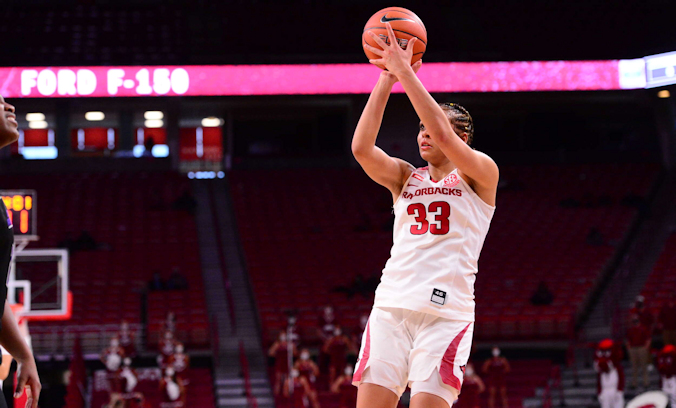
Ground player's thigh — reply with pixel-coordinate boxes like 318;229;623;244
353;308;411;397
357;383;399;408
410;369;459;408
410;391;454;408
409;319;474;391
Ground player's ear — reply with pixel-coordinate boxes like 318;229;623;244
458;132;469;144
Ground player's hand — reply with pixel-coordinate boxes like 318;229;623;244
364;22;418;77
14;357;41;408
380;60;422;84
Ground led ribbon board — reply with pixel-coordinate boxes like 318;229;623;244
0;60;647;98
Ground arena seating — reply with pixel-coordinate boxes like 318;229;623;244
4;171;209;348
0;3;186;66
229;163;658;344
639;230;676;311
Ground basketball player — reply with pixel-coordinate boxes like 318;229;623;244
0;95;41;408
354;24;498;408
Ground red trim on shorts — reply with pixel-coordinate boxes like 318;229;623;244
353;321;371;382
439;323;471;390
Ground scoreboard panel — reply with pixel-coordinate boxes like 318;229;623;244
0;190;37;240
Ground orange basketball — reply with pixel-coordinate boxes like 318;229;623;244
363;7;427;70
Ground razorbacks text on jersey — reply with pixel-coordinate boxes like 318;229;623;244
374;167;495;322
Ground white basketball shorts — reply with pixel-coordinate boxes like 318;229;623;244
352;307;474;407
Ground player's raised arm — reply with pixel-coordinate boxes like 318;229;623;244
366;24;499;191
351;67;419;198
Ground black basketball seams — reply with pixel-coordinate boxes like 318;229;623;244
363;27;428;47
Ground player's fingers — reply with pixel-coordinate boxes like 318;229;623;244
367;31;388;49
368;59;384;66
24;386;32;408
14;373;26;398
29;381;41;408
412;60;422;73
385;23;398;48
406;37;417;51
363;43;384;56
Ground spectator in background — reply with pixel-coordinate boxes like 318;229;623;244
269;332;296;397
100;337;125;394
118;357;138;394
323;326;355;385
166;267;189;290
530;281;554;306
284;369;311;408
657;344;676;407
168;343;190;383
294;349;320;408
317;305;338;341
625;316;652;389
147;271;165;292
163;311;177;334
59;230;106;253
172;189;197;215
629;295;654;330
160;367;185;407
330;365;357;408
75;230;98;251
456;362;485;408
118;320;136;358
158;331;180;369
483;346;510;408
352;314;369;349
658;295;676;346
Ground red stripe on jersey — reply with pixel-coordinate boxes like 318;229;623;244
353;321;371;382
439;323;471;390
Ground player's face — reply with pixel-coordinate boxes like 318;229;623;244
417;121;449;163
417;119;469;163
0;95;19;149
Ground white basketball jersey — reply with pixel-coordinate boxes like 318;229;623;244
374;167;495;322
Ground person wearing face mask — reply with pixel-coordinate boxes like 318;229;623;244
118;320;136;358
331;365;358;408
482;347;510;408
118;357;138;394
269;331;297;397
629;296;654;331
160;367;185;407
168;343;190;384
101;337;125;394
323;326;356;385
284;369;311;408
318;305;339;341
455;363;484;408
158;330;180;369
294;349;320;408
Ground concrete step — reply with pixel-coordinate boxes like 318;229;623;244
217;395;275;406
215;377;268;387
217;386;271;396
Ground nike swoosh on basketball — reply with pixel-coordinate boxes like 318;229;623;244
380;14;415;23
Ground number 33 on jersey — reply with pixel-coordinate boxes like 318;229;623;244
373;167;495;322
